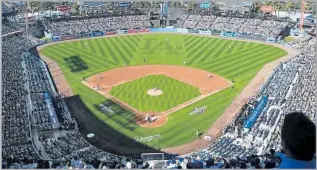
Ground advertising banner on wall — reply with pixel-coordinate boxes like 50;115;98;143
188;29;199;33
116;30;127;34
176;28;188;33
52;36;61;41
105;31;115;35
221;32;236;37
198;30;211;35
236;34;267;42
128;29;138;33
61;35;76;41
212;30;221;35
78;33;91;38
244;96;268;130
150;28;176;32
91;31;105;37
139;28;150;32
266;37;276;43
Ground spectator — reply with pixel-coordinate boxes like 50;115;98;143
276;112;316;169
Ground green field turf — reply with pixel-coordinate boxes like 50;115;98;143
109;75;201;112
40;33;287;148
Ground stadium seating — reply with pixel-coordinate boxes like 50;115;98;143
1;2;316;169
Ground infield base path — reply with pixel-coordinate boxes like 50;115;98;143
84;65;232;128
38;32;299;155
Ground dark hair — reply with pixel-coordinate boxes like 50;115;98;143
224;163;231;169
250;158;256;166
281;112;316;161
205;158;214;167
255;157;261;169
264;161;275;169
239;161;247;169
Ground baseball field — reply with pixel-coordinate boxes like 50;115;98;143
39;33;287;152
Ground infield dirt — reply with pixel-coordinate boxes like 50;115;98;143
37;33;299;155
83;65;232;128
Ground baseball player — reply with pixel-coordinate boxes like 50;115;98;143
196;130;200;138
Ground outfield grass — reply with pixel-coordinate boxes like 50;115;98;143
40;33;287;148
109;75;201;112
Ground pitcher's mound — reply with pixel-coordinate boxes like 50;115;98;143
147;88;163;96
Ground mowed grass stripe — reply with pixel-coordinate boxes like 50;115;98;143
40;34;287;148
195;38;225;61
183;35;196;44
195;38;223;63
91;39;106;57
61;43;117;67
101;38;120;63
226;51;286;77
198;45;269;69
108;38;130;64
128;35;141;48
114;37;134;57
78;40;96;54
186;39;215;64
57;45;116;71
186;36;206;49
185;36;204;48
121;36;137;52
116;37;135;59
154;89;235;146
208;40;229;60
51;45;110;70
218;50;282;76
214;40;237;58
186;37;209;58
133;35;143;42
106;38;125;63
95;38;109;58
204;47;273;72
96;39;123;65
88;40;98;53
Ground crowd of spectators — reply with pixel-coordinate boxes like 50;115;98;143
180;34;316;169
42;12;288;39
181;14;288;38
43;15;150;36
2;32;125;166
2;20;23;35
2;34;38;159
2;7;315;169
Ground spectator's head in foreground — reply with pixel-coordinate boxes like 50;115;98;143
278;112;316;169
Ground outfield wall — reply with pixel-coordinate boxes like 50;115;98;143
36;26;299;156
46;27;277;44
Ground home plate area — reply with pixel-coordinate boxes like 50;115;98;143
83;65;232;128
